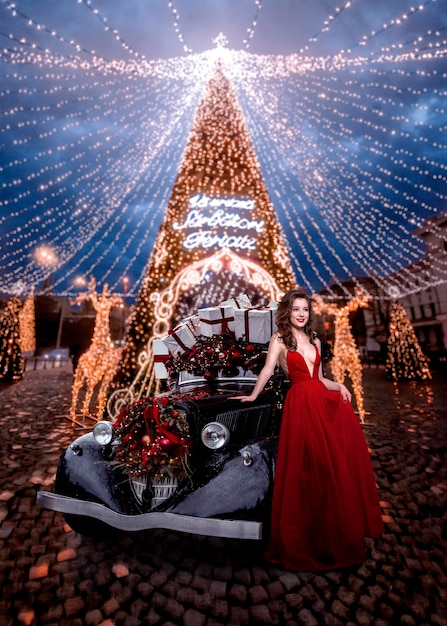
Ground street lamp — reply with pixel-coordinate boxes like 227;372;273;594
73;276;87;289
35;245;58;267
122;276;129;297
34;245;58;294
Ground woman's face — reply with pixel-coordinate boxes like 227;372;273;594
290;298;310;330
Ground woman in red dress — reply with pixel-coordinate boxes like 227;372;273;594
235;289;384;571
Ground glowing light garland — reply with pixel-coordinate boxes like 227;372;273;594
0;0;446;303
299;0;354;56
167;1;193;54
167;0;264;53
243;0;263;50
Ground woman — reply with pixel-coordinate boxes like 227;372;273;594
234;289;384;571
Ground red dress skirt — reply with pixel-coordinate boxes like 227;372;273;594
264;348;384;570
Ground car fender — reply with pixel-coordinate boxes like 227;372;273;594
167;438;278;517
55;433;136;513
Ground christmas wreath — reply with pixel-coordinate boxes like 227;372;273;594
113;396;191;478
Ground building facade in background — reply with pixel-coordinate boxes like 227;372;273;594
393;213;447;369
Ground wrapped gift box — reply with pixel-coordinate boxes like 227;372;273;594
152;339;170;379
179;314;201;337
234;307;278;344
219;293;252;310
198;305;235;336
161;323;196;356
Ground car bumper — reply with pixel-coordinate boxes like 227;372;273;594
36;491;263;540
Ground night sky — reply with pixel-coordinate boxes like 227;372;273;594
1;0;446;299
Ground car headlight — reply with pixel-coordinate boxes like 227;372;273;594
201;422;230;450
93;421;114;445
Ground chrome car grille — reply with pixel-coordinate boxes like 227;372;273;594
213;402;272;438
130;469;178;507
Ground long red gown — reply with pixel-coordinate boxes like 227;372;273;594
264;347;384;571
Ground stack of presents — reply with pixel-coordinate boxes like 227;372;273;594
153;294;278;381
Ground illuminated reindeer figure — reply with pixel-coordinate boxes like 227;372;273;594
70;278;123;421
313;289;371;423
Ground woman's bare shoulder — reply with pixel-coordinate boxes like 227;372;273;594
270;332;284;346
269;332;286;354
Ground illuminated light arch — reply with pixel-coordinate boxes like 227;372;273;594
107;248;285;417
151;246;285;337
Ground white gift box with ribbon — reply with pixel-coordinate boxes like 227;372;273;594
198;305;235;337
161;323;197;356
152;338;170;379
219;293;252;310
179;314;201;337
234;307;278;344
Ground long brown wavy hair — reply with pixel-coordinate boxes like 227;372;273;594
276;289;315;351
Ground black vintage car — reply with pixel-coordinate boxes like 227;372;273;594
37;343;286;540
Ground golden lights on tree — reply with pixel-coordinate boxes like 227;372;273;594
70;278;123;421
112;64;297;395
18;290;36;355
0;297;23;381
313;289;371;423
385;302;431;382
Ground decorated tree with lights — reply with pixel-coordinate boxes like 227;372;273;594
112;64;297;397
0;296;23;381
385;302;431;381
19;290;36;355
313;289;371;423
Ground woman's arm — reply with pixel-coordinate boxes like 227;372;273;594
315;337;352;402
231;333;283;402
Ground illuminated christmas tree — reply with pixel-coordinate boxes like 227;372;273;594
313;289;371;423
385;302;431;381
0;296;23;381
19;290;36;355
112;64;296;397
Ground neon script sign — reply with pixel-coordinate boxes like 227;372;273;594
173;194;264;251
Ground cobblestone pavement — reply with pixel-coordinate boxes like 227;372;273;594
0;365;446;626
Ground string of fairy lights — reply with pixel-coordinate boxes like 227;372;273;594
167;0;264;53
228;12;447;294
299;0;355;56
0;0;447;300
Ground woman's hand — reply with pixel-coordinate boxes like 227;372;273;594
229;395;255;402
338;383;352;403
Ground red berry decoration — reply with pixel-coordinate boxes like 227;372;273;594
158;437;172;450
229;349;243;365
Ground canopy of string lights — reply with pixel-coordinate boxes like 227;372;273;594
1;0;446;300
